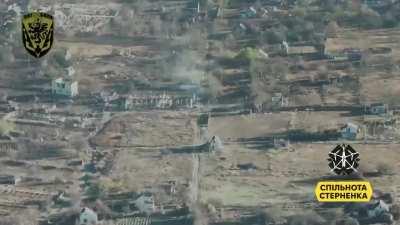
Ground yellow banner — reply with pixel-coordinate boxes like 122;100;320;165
315;181;373;202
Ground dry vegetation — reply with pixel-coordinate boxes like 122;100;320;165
200;143;400;207
90;111;196;147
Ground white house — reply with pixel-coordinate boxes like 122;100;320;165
78;207;98;225
271;93;288;108
52;77;79;97
134;192;155;215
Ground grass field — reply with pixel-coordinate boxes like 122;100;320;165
200;143;400;208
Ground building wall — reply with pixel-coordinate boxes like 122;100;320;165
0;141;18;154
135;195;155;215
124;94;197;110
79;208;98;225
70;81;79;97
52;79;79;97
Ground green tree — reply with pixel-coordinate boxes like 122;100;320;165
235;47;259;63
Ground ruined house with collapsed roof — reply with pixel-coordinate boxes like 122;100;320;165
365;103;389;116
52;77;79;98
108;93;198;110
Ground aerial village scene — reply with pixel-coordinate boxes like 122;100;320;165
1;0;400;224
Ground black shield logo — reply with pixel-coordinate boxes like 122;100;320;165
22;12;54;58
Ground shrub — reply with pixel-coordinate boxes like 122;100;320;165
263;29;286;44
235;47;259;64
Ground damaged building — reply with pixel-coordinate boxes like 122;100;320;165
108;93;198;110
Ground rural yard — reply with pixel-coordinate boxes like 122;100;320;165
200;143;400;207
90;111;196;147
1;0;400;225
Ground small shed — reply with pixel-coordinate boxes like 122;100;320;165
0;175;15;185
366;103;388;116
341;123;359;140
52;77;79;97
271;93;288;108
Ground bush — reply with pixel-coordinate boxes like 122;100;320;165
235;47;259;63
262;29;286;44
53;49;71;68
283;16;317;42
